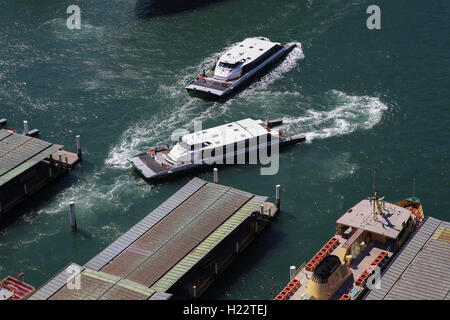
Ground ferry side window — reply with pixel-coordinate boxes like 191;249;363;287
266;133;272;144
244;139;250;163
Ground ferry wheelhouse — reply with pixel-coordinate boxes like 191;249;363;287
128;118;305;181
186;37;297;97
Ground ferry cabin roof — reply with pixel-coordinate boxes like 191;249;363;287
181;118;271;148
218;37;280;66
336;199;413;240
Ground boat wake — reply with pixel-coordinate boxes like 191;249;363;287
283;90;388;141
245;42;304;92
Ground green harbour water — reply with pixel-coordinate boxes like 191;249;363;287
0;0;449;299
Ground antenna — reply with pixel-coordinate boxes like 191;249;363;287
372;169;376;218
373;169;377;200
413;178;416;198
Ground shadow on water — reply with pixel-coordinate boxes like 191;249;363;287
199;225;288;300
134;0;230;18
0;169;81;230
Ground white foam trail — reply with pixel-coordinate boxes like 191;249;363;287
284;90;388;141
245;42;304;92
105;106;193;169
36;18;61;30
41;170;152;219
328;152;358;181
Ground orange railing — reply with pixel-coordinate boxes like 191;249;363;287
305;237;340;272
354;251;387;287
338;293;351;300
274;279;301;300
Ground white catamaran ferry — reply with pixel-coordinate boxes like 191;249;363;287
128;118;306;180
185;37;297;97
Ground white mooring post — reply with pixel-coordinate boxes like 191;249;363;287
69;201;77;232
290;266;296;280
193;285;197;298
276;184;280;210
58;153;62;163
213;167;218;183
260;204;264;215
23;121;29;136
76;135;82;160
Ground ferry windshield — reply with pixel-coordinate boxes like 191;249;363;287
169;141;190;157
218;62;241;69
179;141;191;150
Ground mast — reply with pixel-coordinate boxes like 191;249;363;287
373;169;377;200
372;170;376;217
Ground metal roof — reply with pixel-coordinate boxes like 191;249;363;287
181;118;269;147
84;177;206;271
364;217;450;300
0;129;63;186
122;186;253;287
218;37;279;65
150;196;265;293
29;178;267;300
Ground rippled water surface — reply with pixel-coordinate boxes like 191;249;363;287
0;0;449;299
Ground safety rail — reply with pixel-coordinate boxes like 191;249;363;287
354;251;388;287
274;279;301;300
305;237;340;272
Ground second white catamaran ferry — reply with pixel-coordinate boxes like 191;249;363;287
185;37;297;98
128;118;306;181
